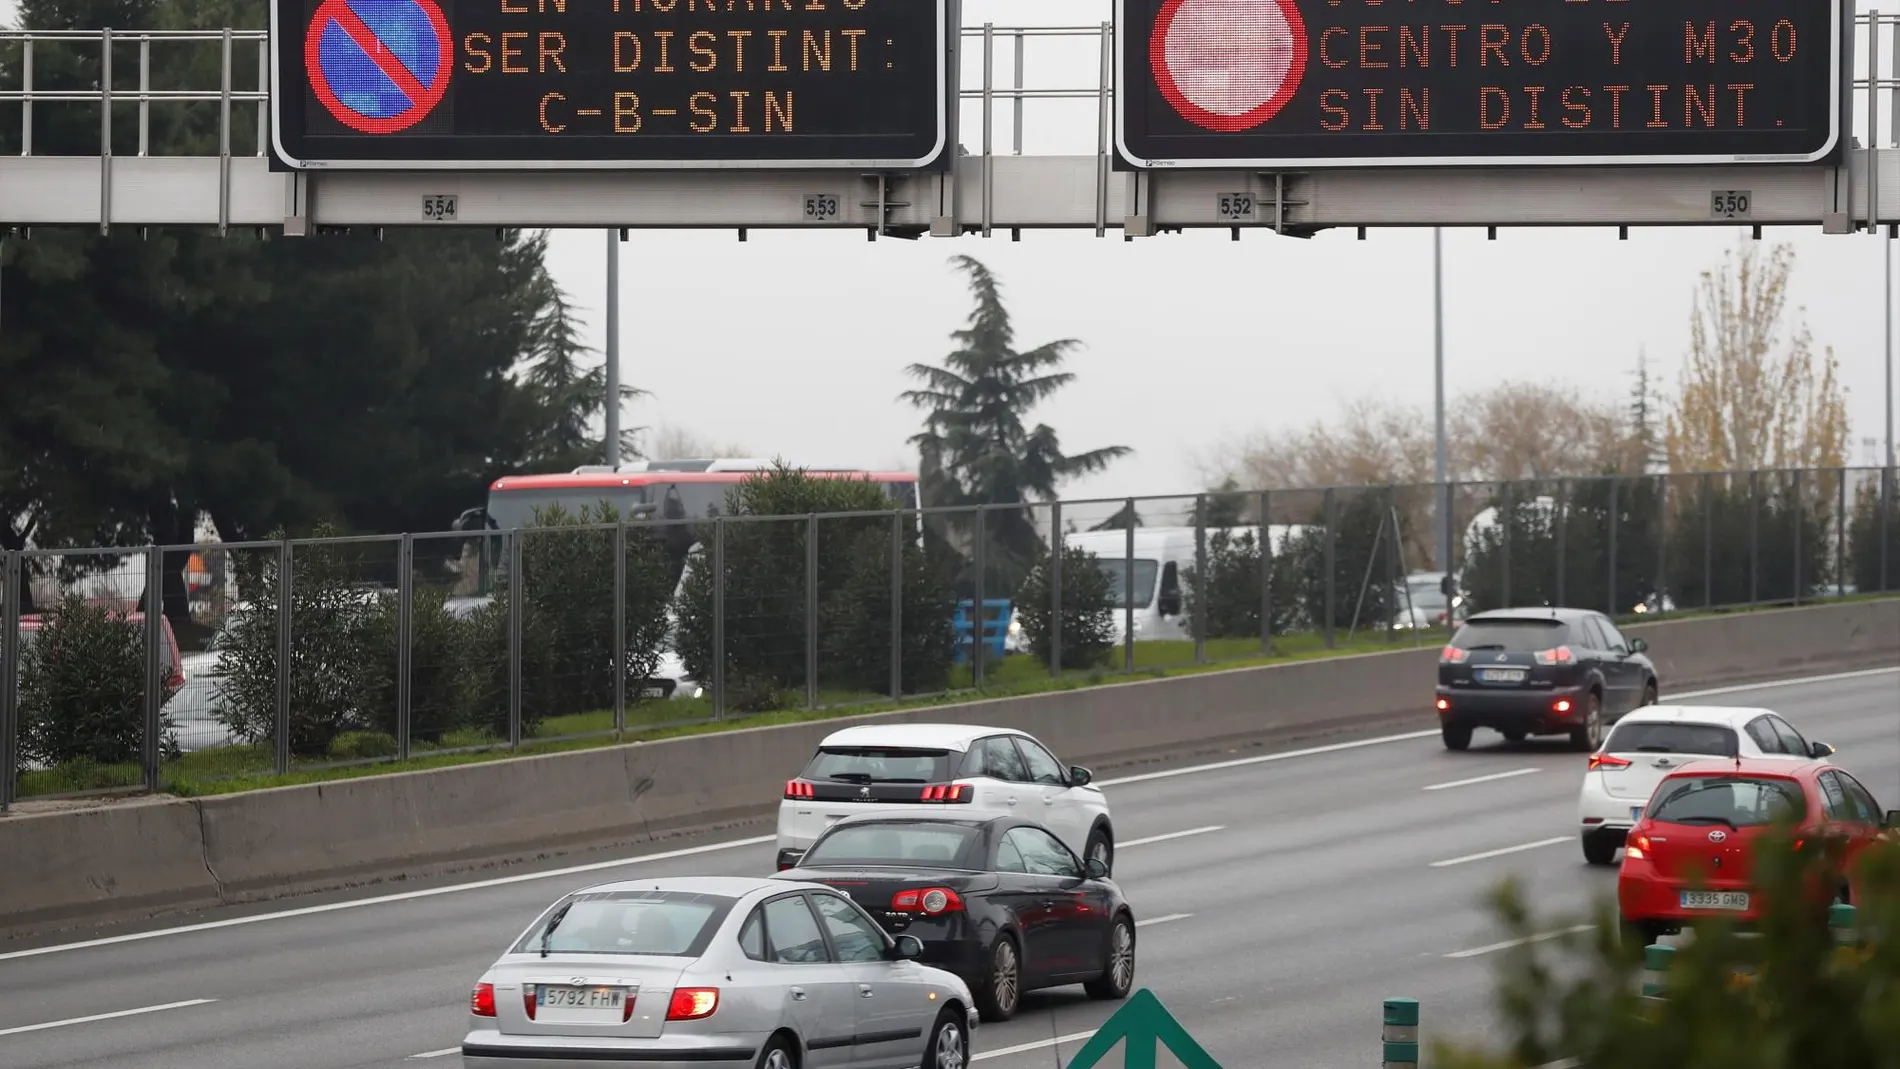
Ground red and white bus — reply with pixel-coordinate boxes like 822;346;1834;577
467;459;920;532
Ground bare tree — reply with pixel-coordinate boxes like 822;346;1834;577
1664;241;1851;473
1452;381;1627;482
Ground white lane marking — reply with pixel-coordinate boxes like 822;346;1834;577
0;835;776;963
1444;924;1597;958
1430;837;1571;868
1093;665;1899;790
0;999;217;1037
407;1048;459;1059
7;665;1889;963
1422;768;1541;791
1136;913;1193;927
974;1030;1099;1062
1118;825;1223;848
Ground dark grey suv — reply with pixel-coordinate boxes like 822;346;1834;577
1434;608;1660;752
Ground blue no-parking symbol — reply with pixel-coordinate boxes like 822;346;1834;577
305;0;453;134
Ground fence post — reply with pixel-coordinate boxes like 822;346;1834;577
1748;469;1761;607
1640;942;1674;1000
275;539;292;775
1882;466;1893;593
806;515;819;710
972;506;986;689
613;521;626;733
1193;493;1207;664
712;517;726;720
1791;468;1804;605
507;532;523;747
1555;478;1568;606
1381;997;1419;1069
1607;476;1619;616
1702;472;1714;609
1123;498;1136;672
1500;481;1513;609
1836;467;1847;598
0;549;19;810
889;509;903;700
1050;500;1064;677
1655;474;1669;616
396;533;413;762
142;544;162;793
1258;490;1273;656
1323;488;1337;649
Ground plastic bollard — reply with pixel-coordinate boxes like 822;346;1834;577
1382;997;1419;1069
1830;902;1858;945
1640;942;1674;999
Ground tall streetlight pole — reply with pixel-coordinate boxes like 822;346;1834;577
1433;227;1450;574
604;229;621;469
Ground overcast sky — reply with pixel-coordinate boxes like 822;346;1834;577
5;0;1896;504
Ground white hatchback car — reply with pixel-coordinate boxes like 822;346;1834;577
777;724;1115;875
1576;704;1837;865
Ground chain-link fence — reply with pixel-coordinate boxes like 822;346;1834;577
3;466;1895;805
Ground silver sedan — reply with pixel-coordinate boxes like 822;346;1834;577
461;875;979;1069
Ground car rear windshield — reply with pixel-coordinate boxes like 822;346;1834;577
512;890;735;957
804;823;978;868
802;746;957;784
1603;722;1740;757
1451;619;1568;651
1648;776;1805;828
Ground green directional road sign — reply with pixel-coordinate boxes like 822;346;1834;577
1063;989;1224;1069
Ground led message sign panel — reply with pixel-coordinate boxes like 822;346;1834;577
1117;0;1842;169
270;0;951;170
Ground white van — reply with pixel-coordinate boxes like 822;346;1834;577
1004;524;1310;650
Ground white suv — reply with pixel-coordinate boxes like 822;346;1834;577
777;723;1115;873
1577;704;1836;866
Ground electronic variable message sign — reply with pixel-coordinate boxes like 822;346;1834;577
270;0;951;170
1118;0;1842;169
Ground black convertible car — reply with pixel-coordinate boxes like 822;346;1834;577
773;813;1137;1022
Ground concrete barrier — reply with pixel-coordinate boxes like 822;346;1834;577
3;598;1896;936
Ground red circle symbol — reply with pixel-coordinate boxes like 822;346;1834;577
1150;0;1309;133
305;0;453;135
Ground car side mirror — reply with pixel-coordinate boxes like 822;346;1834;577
1157;593;1180;616
1084;857;1109;880
1810;740;1836;758
1885;810;1900;829
1629;638;1648;653
892;934;923;960
1069;766;1092;786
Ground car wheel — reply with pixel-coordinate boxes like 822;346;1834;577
1581;831;1619;867
1501;729;1528;743
1441;722;1473;751
753;1033;797;1069
1642;681;1658;706
1086;826;1114;876
1569;692;1604;752
1084;913;1136;1000
975;935;1021;1022
924;1007;969;1069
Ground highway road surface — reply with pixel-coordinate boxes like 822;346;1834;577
1;667;1894;1069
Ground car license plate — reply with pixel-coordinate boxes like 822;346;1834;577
1478;668;1527;683
1630;807;1643;822
1679;891;1749;911
537;985;626;1010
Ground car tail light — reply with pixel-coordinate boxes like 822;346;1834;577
471;982;497;1017
784;780;815;799
920;783;972;803
1435;698;1450;711
1441;646;1467;663
1588;753;1632;771
1534;646;1575;665
1554;699;1573;713
667;988;719;1021
892;886;965;915
1626;835;1651;860
523;985;537;1020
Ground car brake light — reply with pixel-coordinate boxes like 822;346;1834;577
1534;646;1575;665
892;886;965;914
523;985;537;1020
1626;835;1650;860
1441;646;1467;663
920;783;972;803
667;988;719;1020
1435;698;1449;711
1554;699;1573;713
784;780;815;799
471;982;497;1017
1589;753;1632;771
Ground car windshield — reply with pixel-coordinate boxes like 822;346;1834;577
1094;557;1160;609
1405;579;1447;611
804;824;978;868
1604;722;1740;757
511;890;734;956
1648;776;1804;828
1452;619;1567;651
802;746;956;784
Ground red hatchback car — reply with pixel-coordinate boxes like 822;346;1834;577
1617;756;1896;944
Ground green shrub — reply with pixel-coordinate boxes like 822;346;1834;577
1013;541;1117;671
675;464;956;704
1848;474;1900;595
1183;526;1300;640
357;585;475;744
1464;476;1664;615
819;517;962;694
1667;478;1831;608
19;595;178;768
